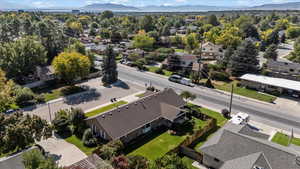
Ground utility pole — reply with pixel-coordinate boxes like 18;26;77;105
47;102;52;122
229;84;234;113
197;39;203;82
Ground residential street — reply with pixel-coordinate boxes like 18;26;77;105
118;64;300;133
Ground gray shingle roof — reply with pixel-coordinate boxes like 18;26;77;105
86;88;185;140
200;123;300;169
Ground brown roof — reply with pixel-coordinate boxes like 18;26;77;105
86;88;185;140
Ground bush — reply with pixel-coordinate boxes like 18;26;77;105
221;109;231;118
82;128;97;147
155;48;175;54
14;86;37;107
69;108;87;137
52;109;71;135
205;79;214;88
155;67;164;74
209;71;230;81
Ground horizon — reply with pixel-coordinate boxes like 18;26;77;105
2;0;300;9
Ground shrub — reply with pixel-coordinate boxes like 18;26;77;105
155;67;164;74
69;108;87;137
14;86;37;107
221;109;231;119
209;71;230;81
52;109;71;135
99;145;117;160
205;79;214;88
82;128;97;147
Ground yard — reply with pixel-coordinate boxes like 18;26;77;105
213;80;277;103
64;135;97;156
127;117;208;161
271;132;300;147
147;66;173;77
37;85;87;102
85;101;128;117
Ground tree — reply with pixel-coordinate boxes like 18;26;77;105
128;155;148;169
139;15;154;32
180;91;196;104
149;154;188;169
184;33;199;52
240;23;260;40
82;128;97;147
22;149;61;169
69;108;87;136
207;14;220;26
112;156;129;169
102;46;118;84
1;113;52;154
0;70;15;112
52;52;91;84
0;36;47;81
263;44;278;60
52;109;71;135
216;26;242;49
101;10;114;19
133;31;155;50
221;46;235;68
228;39;259;76
287;27;300;39
204;27;221;44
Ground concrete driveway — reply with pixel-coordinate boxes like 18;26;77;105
37;136;87;167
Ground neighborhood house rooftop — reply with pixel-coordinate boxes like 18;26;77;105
240;74;300;92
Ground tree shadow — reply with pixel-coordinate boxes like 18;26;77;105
63;88;101;105
110;80;130;89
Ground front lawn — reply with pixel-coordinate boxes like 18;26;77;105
147;66;173;77
64;135;97;155
198;107;227;127
214;80;276;103
85;101;128;117
41;86;87;102
271;132;300;147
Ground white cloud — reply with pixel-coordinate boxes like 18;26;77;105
32;1;54;8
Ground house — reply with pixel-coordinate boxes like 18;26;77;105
162;52;198;71
266;60;300;81
201;42;223;60
239;74;300;96
0;147;40;169
85;88;186;143
36;65;56;81
65;154;113;169
199;123;300;169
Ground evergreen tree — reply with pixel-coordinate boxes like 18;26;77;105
263;44;278;60
229;39;259;76
102;46;118;84
221;46;235;68
207;14;220;26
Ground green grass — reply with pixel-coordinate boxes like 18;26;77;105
85;101;128;117
128;131;187;161
271;132;300;147
127;117;208;161
182;156;198;169
175;48;185;53
135;93;146;98
65;135;97;155
42;86;86;102
190;106;228;151
147;66;173;77
214;80;276;103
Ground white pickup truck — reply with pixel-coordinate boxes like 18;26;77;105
229;112;250;125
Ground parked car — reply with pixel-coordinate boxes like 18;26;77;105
168;75;182;83
180;78;195;87
4;108;21;115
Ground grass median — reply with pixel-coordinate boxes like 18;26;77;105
85;101;128;118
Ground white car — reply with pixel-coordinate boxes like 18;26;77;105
180;78;195;87
230;112;250;125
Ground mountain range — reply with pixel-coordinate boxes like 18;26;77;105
2;2;300;11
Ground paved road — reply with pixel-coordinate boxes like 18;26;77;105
23;78;143;121
118;64;300;133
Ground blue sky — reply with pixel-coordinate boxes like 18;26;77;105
5;0;300;8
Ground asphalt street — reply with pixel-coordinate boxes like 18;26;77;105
118;64;300;133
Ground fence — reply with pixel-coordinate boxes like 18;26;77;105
167;118;217;162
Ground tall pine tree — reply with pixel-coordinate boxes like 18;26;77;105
229;40;259;76
102;46;118;84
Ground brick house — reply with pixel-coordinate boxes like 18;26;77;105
85;88;186;143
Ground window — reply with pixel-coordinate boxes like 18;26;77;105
290;69;294;72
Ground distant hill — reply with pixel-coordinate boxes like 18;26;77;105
82;3;139;11
250;2;300;10
139;5;238;12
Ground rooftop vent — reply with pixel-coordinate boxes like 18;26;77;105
102;115;105;118
126;106;129;109
109;112;112;116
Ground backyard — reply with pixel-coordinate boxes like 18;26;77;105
126;117;209;161
271;132;300;147
85;101;128;117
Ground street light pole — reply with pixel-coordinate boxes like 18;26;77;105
229;84;234;113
